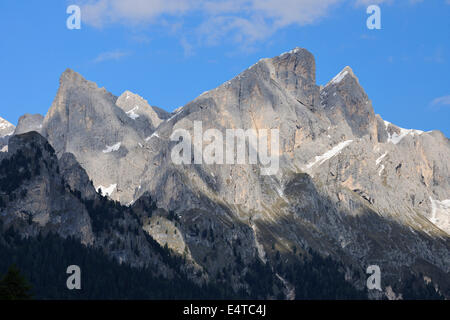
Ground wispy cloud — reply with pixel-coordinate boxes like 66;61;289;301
76;0;436;49
77;0;341;45
180;37;194;57
355;0;392;5
425;48;445;64
79;0;198;28
93;50;131;63
355;0;422;5
430;95;450;109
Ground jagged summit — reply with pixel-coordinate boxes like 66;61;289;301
325;66;360;87
59;68;97;88
116;90;169;130
0;117;15;153
220;47;316;88
8;131;54;155
14;113;44;135
0;116;15;135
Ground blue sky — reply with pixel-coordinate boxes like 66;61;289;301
0;0;449;136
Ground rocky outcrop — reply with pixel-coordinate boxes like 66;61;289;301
41;69;153;204
0;132;203;282
1;132;94;245
14;113;44;135
116;90;169;135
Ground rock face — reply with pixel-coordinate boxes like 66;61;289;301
2;48;450;298
38;69;172;205
14;113;44;135
1;132;94;245
116;90;170;135
0;132;200;280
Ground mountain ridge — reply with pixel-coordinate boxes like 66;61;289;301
0;47;449;299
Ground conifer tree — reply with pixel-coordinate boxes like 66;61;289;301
0;265;32;300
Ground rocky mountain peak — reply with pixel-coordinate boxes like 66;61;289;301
14;113;44;135
8;131;55;158
42;68;123;157
273;47;317;83
267;47;319;107
0;117;15;137
0;117;15;153
320;66;377;138
325;66;359;88
116;90;167;130
59;68;98;90
196;47;320;119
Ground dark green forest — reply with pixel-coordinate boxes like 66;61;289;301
0;229;238;300
0;226;372;300
0;225;443;300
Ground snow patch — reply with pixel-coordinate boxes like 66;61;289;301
97;184;117;197
0;145;8;153
376;152;388;166
429;197;450;234
167;107;184;122
384;120;424;145
289;47;302;54
126;106;140;120
378;165;385;176
102;142;121;153
280;47;302;57
0;118;14;131
376;152;387;176
145;131;160;141
330;70;348;85
173;106;184;114
303;140;353;170
251;224;267;263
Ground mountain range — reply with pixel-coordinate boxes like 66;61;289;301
0;47;448;299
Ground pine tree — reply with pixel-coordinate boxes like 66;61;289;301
0;265;33;300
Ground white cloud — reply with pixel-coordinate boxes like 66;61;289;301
93;50;130;63
180;37;194;57
355;0;421;5
77;0;433;46
78;0;341;43
79;0;199;27
355;0;391;5
430;95;450;108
